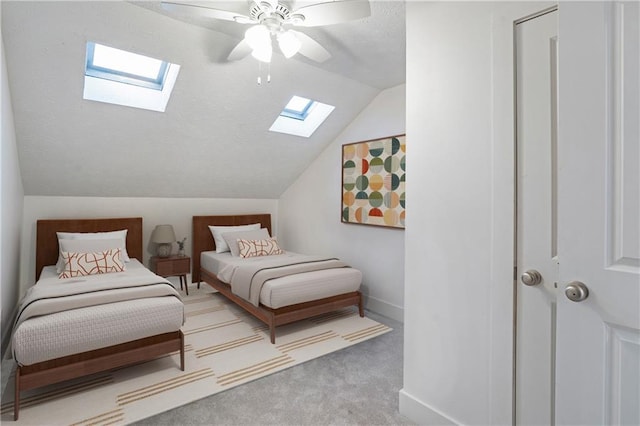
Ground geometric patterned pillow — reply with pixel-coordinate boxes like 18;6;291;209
55;237;127;273
238;238;284;258
58;248;125;278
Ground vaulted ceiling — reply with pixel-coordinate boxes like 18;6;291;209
1;1;405;198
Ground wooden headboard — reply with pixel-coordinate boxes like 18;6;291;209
35;217;143;280
191;214;272;283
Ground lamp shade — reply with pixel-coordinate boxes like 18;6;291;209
152;225;176;244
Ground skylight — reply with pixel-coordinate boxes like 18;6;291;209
270;96;334;137
280;96;314;120
83;42;180;112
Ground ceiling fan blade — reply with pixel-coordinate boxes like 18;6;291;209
291;1;371;27
161;2;253;23
290;31;331;63
227;39;252;61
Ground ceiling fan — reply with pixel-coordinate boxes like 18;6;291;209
161;0;371;64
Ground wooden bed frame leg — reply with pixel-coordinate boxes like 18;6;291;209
268;312;276;344
14;366;21;421
358;293;364;317
179;331;185;371
269;324;276;344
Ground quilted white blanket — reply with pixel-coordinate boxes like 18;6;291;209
220;253;350;307
14;266;181;331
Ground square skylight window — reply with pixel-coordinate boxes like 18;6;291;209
83;42;180;112
270;96;334;137
280;96;314;120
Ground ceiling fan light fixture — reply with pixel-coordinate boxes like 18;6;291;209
277;30;301;58
244;25;271;50
251;44;273;63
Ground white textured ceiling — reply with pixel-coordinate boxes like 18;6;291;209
1;1;405;198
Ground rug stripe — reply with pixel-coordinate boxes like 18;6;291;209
118;369;213;398
0;375;112;414
309;310;356;324
343;324;391;341
70;408;124;426
183;318;243;336
117;368;215;405
182;296;218;305
217;355;294;386
276;331;338;352
186;305;226;317
253;324;268;333
195;335;263;358
117;371;216;406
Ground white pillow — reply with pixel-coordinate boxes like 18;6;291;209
56;233;130;273
221;228;271;257
56;229;130;262
208;223;260;253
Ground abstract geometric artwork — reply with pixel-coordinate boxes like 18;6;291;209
341;135;406;228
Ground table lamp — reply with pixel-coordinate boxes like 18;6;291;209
152;224;176;258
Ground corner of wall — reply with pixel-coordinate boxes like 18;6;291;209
278;84;406;321
1;35;25;357
399;389;458;425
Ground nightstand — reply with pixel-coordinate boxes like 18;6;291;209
150;255;191;295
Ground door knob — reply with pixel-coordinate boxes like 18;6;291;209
521;270;543;286
565;281;589;302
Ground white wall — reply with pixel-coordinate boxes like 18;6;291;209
20;197;277;296
401;2;553;424
1;37;24;355
278;84;406;322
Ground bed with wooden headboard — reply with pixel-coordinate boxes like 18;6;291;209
10;217;185;421
192;214;363;344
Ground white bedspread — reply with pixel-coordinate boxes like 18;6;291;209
205;252;362;309
15;260;180;330
12;260;184;366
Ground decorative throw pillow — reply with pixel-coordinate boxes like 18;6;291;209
238;238;284;258
222;228;271;257
56;229;130;271
56;238;126;273
58;248;125;278
208;223;260;253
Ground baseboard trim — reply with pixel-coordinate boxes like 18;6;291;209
399;389;457;425
363;295;403;323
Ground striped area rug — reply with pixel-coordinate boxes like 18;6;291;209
1;285;390;425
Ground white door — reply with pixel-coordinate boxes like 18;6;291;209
515;8;559;425
556;2;640;425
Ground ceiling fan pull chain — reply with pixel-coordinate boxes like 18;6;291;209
255;62;271;85
257;62;262;85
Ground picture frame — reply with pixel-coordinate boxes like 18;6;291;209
341;134;406;228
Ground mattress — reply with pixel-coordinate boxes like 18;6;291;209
201;251;362;309
12;261;184;366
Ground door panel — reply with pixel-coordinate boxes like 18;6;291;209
515;9;558;425
556;2;640;425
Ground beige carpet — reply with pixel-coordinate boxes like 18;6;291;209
1;285;390;425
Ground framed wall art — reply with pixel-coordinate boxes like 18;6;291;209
341;134;406;228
